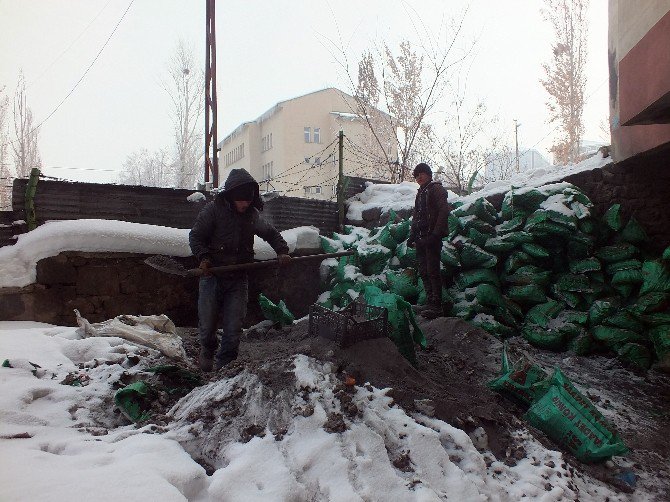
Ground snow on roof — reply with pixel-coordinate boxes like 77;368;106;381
0;219;320;288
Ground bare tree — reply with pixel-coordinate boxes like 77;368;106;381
164;40;204;189
429;95;512;194
12;71;42;178
541;0;588;164
0;87;11;209
118;148;173;187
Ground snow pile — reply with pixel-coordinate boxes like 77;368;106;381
0;322;627;501
0;221;321;288
346;182;419;222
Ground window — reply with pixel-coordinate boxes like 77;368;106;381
304;127;311;143
313;128;320;144
303;185;322;195
261;133;273;152
314;157;321;165
225;142;245;166
332;184;338;195
262;161;273;181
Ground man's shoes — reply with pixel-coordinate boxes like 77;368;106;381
199;349;214;372
421;304;443;319
214;351;238;371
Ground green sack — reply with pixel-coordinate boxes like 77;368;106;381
114;381;152;422
588;300;617;325
629;292;670;314
639;260;670;295
386;270;419;303
569;257;601;274
455;268;501;289
396;240;417;268
441;241;460;267
663;246;670;262
521;323;566;351
621;217;648;243
550;284;581;309
604;309;645;332
640;312;670;327
504;251;535;274
497;216;525;234
487;345;549;406
606;259;642;275
568;331;596;356
484;236;517;254
556;273;593;293
363;286;426;367
389;219;411;243
374;225;397;252
525;368;628;462
507;284;547;305
504;265;552;286
475;283;507;309
649;325;670;372
501;231;535;245
616;343;653;371
525;300;564;328
356;243;392;275
468;228;490;248
470;313;515;338
459;242;498;269
595;243;639;263
258;293;295;327
591;325;644;349
521;243;550;259
526;221;573;238
603;204;623;231
321;236;344;253
611;269;643;286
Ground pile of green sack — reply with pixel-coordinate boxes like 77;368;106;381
317;183;670;372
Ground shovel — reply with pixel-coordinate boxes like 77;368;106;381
144;250;355;277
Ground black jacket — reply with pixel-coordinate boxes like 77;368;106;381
189;168;289;265
409;181;451;242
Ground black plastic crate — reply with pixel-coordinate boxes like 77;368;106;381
308;298;388;347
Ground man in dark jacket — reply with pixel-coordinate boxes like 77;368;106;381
407;163;451;319
189;168;291;371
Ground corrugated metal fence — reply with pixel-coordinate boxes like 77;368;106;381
6;178;346;246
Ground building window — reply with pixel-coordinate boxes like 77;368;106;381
225;142;245;167
332;184;338;195
262;161;273;181
261;133;273;152
314;157;321;165
304;127;311;143
304;185;322;195
314;128;320;144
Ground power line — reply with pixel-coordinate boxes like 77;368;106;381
1;0;135;151
26;0;114;91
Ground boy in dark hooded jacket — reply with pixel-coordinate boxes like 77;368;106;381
189;168;291;371
407;163;451;319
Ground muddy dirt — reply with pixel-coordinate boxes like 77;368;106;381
169;314;670;499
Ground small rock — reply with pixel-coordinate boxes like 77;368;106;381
469;427;489;451
545;483;553;491
545;460;556;469
414;399;436;417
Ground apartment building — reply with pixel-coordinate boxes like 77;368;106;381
218;88;397;199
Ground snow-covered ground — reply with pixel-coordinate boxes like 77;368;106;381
1;152;645;501
0;321;628;501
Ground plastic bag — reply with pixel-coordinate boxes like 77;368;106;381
525;368;628;462
488;345;548;406
258;293;295;327
114;381;152;422
75;310;187;361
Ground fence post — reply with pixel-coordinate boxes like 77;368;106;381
25;168;40;231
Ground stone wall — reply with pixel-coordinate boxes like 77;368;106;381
0;252;323;327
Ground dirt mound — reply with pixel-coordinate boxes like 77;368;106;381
174;314;670;498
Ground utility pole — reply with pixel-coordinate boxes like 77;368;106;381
514;119;521;173
337;130;345;231
204;0;218;187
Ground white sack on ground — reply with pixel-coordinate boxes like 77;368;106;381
75;311;187;362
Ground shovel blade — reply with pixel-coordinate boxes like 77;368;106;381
144;255;190;276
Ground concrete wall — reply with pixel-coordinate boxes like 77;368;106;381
0;252;323;327
609;0;670;161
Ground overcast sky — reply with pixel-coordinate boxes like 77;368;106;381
0;0;609;184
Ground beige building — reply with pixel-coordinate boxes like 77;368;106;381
218;88;397;199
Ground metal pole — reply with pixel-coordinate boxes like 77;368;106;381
204;0;218;187
514;119;521;173
337;130;345;231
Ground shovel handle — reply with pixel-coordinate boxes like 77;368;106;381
191;250;354;277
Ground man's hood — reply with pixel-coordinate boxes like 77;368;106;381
217;168;263;211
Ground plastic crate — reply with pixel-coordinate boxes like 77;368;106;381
308;298;388;347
